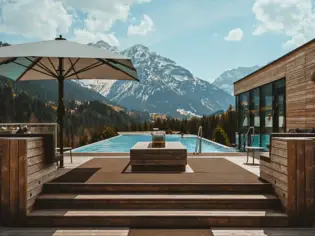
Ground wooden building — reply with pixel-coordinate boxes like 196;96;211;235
234;39;315;150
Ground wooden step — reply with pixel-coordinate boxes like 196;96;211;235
26;209;288;227
35;194;281;210
43;183;273;194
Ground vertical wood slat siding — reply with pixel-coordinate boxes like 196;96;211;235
0;139;11;224
260;137;315;226
304;139;315;226
9;140;19;218
234;42;315;130
18;140;27;218
26;138;57;214
0;137;57;225
260;139;288;209
0;138;29;225
286;140;297;225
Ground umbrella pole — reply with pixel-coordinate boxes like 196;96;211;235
58;57;64;168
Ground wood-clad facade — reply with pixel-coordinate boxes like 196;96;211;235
234;39;315;150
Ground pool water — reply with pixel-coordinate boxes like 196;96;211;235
236;134;270;151
73;134;235;153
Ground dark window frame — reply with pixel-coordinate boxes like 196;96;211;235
235;77;286;149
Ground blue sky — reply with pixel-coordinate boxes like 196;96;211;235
0;0;314;82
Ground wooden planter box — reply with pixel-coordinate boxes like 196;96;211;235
260;137;315;226
130;142;187;172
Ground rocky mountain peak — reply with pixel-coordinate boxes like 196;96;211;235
77;41;235;118
88;40;119;54
212;65;260;95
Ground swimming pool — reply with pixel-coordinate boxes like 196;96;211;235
73;134;235;153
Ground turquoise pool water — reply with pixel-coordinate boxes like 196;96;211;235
236;134;270;151
73;134;235;153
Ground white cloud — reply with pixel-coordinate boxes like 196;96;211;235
62;0;154;44
252;0;315;48
224;28;244;41
73;29;120;47
0;0;153;46
62;0;132;32
135;0;152;3
128;15;155;36
0;0;72;40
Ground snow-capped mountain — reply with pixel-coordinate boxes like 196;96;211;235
76;41;234;117
87;41;119;54
212;66;260;95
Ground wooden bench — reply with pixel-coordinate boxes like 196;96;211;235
245;146;264;165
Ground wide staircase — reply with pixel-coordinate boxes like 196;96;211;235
26;182;288;227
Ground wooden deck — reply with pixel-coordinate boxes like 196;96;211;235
60;154;261;176
52;157;263;184
1;227;315;236
1;153;313;230
20;154;291;228
1;134;313;230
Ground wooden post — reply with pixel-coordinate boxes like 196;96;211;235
9;140;19;219
286;139;297;225
305;139;315;225
18;140;28;217
0;139;11;225
0;138;28;225
296;140;306;226
0;136;58;226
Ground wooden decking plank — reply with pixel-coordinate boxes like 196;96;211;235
43;182;273;194
1;228;315;236
29;209;287;217
0;228;129;236
211;228;315;236
37;194;278;200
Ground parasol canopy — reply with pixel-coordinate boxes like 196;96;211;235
0;36;139;167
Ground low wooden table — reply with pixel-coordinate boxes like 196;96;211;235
130;142;187;172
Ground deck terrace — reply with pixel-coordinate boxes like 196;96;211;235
55;155;261;184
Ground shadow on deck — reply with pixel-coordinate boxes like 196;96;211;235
52;158;264;184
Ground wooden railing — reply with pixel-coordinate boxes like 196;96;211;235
260;137;315;226
0;123;58;148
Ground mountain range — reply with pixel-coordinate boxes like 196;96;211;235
76;41;257;118
212;66;260;95
0;40;260;119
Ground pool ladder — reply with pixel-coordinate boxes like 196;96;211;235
242;126;255;151
194;126;203;155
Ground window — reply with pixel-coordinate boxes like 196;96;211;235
235;95;239;131
261;83;273;134
239;92;249;131
250;88;260;128
236;78;286;151
250;88;260;146
274;79;285;132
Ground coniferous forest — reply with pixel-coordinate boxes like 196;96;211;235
128;105;237;146
0;40;236;148
0;79;236;148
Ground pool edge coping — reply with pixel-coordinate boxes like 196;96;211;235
70;134;237;155
72;134;122;152
64;152;244;157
